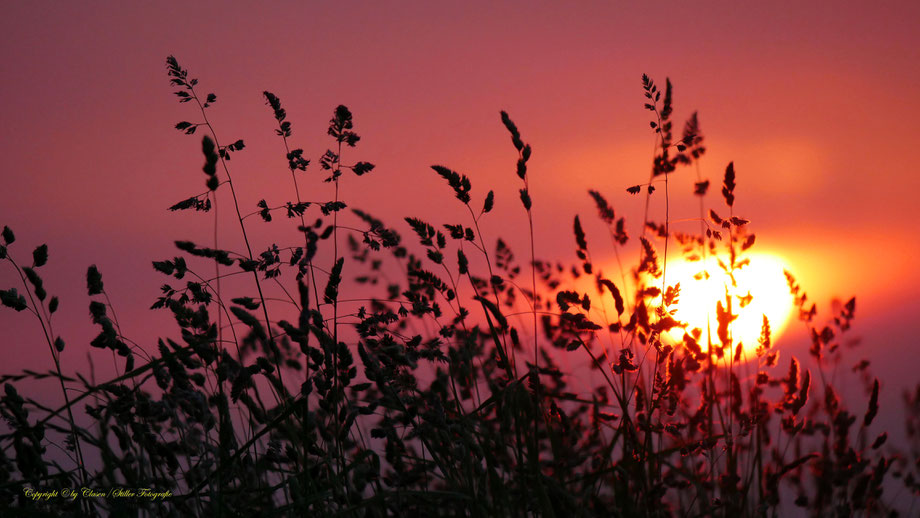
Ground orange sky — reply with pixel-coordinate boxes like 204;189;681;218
2;2;919;397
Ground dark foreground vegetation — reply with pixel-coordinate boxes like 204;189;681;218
1;57;917;517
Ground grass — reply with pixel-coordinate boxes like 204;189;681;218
0;56;917;517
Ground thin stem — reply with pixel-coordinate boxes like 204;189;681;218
5;256;89;496
190;86;287;405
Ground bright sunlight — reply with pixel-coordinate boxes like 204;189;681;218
659;252;795;357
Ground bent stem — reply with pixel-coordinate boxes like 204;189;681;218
5;255;89;503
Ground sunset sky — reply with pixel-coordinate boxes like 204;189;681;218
2;2;918;417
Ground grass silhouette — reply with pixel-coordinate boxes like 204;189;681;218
0;56;916;517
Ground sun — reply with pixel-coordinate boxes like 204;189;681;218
654;252;795;358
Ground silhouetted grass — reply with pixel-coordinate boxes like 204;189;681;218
0;57;916;517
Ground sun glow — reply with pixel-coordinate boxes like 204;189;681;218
655;252;795;357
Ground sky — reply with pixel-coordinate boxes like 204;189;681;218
1;2;919;429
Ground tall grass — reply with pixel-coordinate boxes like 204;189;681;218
0;57;916;517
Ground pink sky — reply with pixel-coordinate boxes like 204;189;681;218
2;2;919;409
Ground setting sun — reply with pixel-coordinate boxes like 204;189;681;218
657;252;795;357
